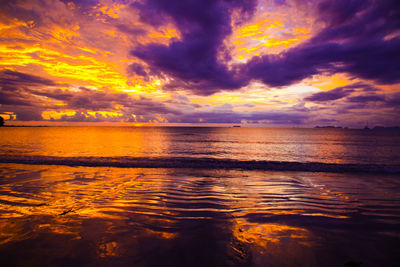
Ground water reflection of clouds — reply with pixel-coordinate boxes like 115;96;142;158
232;218;312;264
1;165;400;265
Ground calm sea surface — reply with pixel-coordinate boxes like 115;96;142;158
0;127;400;266
1;127;400;164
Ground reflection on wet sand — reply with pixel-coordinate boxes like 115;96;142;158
1;164;400;266
232;220;313;266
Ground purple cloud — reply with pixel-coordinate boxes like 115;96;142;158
305;83;368;102
0;70;57;108
246;0;400;87
1;0;399;126
131;0;257;95
347;95;385;103
129;0;400;94
304;82;400;109
1;70;55;87
316;0;369;26
28;86;182;115
127;63;148;77
175;110;308;124
0;69;184;121
245;37;400;87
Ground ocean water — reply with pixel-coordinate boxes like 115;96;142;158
0;127;400;266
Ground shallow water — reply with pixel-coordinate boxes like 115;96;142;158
1;164;400;266
1;127;400;165
1;127;400;266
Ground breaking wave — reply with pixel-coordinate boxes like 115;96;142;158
0;155;399;174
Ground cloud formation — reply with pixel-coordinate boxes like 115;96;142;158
0;0;399;126
305;82;400;111
131;0;257;95
130;0;400;94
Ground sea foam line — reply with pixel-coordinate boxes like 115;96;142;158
0;155;399;174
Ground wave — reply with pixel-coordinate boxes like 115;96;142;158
0;155;399;174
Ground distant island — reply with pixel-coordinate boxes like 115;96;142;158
372;126;400;130
314;125;400;130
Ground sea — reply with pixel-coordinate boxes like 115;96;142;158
0;126;399;266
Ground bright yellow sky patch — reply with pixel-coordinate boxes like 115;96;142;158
0;14;174;98
230;9;313;62
42;110;76;120
306;74;354;91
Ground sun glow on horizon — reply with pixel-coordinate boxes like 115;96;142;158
0;0;399;127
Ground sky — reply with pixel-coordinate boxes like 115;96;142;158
0;0;399;127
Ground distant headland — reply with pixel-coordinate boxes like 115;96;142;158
314;125;400;130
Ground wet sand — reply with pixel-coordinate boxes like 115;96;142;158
1;163;400;266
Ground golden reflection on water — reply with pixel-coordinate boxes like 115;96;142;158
2;127;399;164
98;241;119;258
0;165;176;246
0;127;170;157
233;219;310;247
230;219;317;266
1;164;400;266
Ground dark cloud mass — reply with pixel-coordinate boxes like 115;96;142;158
1;70;55;87
0;69;181;122
304;83;378;102
176;110;308;124
0;70;57;108
0;69;310;124
131;0;400;93
131;0;257;95
246;0;400;88
305;82;400;115
1;0;399;126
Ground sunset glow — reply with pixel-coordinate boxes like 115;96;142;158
1;0;399;127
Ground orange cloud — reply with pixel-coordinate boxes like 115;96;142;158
229;4;315;62
306;74;354;91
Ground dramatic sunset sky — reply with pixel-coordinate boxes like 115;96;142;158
0;0;399;127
